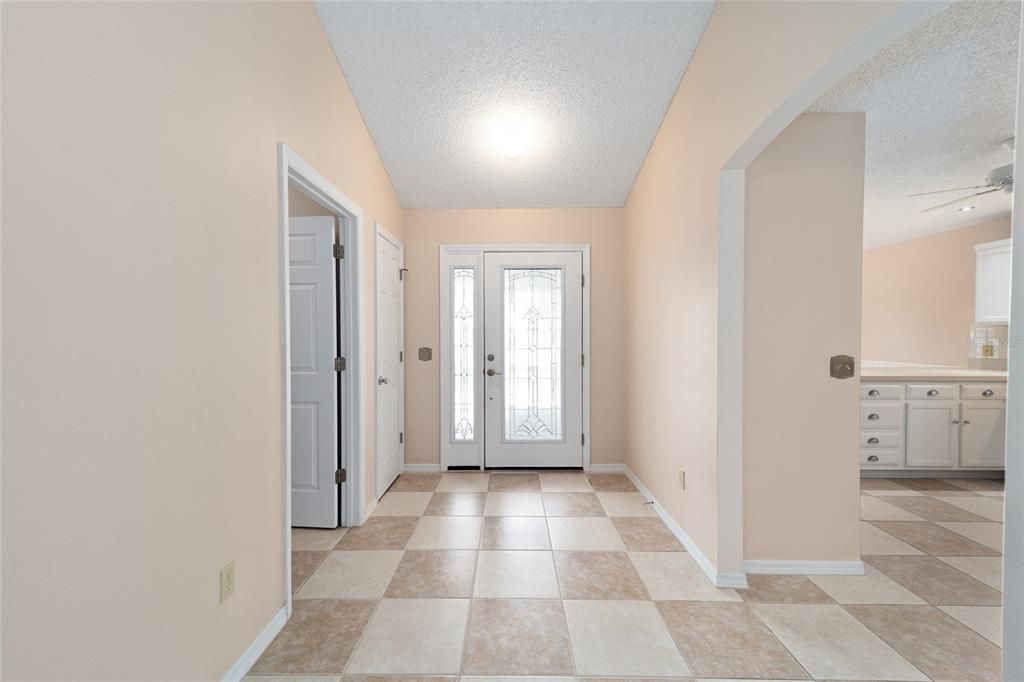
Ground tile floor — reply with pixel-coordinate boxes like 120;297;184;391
250;473;1005;681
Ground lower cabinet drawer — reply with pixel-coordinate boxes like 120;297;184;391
860;403;902;430
861;450;901;467
908;383;957;400
861;431;901;449
862;383;902;400
961;384;1007;400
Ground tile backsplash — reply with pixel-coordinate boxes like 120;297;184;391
968;323;1008;369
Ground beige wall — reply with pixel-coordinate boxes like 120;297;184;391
623;1;908;570
402;208;625;467
2;2;402;679
744;113;865;561
863;217;1012;367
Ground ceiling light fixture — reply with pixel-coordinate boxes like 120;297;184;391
484;110;536;161
959;206;976;212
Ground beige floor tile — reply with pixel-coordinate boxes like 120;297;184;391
739;575;833;604
539;472;594;492
846;604;1001;681
406;516;482;549
293;527;348;551
480;516;551;550
488;473;541;491
629;551;740;601
935;495;1004;522
657;601;808;680
335;517;419;550
938;556;1003;590
938;605;1003;646
345;599;469;674
547;517;627;551
863;489;925;497
484;492;545;516
462;599;574;675
343;677;453;682
882;495;991;522
809;565;925;605
384;550;476;598
898;478;972;492
563;600;691;677
372;492;432;517
386;473;442;492
865;555;1002;605
941;477;1004;492
244;676;340;682
596;492;656;517
252;599;376;675
860;521;924;555
938;521;1004;551
586;473;636;491
435;472;489;492
612;517;684;551
871;521;1000;556
296;550;402;599
424;492;486;517
861;478;914;492
461;678;572;682
553;551;649;599
752;603;927;681
541;492;605;517
860;496;925;521
473;550;560;598
292;551;329;593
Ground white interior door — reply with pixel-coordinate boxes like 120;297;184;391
483;251;583;468
289;216;339;528
376;229;404;497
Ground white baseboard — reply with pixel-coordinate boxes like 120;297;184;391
621;466;748;589
222;606;287;681
404;463;442;473
587;463;625;473
744;560;865;576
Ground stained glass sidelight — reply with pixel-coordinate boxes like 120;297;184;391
503;268;563;440
452;267;475;441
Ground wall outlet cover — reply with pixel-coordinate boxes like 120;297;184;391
220;561;236;603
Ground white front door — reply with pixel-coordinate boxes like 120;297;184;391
289;217;339;528
376;229;404;497
483;251;584;468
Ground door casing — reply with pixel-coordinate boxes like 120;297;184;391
438;244;591;471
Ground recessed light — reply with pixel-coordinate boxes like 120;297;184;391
959;206;976;212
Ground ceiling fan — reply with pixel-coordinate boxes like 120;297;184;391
908;138;1015;213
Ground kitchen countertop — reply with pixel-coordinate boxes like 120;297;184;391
861;367;1008;382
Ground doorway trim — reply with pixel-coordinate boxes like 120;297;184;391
374;222;406;498
277;144;365;617
438;244;591;471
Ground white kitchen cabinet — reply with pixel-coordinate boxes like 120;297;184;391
905;402;959;468
975;239;1012;325
960;400;1007;468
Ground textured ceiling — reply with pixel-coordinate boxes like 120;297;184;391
810;0;1019;249
315;1;713;208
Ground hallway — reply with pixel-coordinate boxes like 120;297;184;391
250;472;1003;680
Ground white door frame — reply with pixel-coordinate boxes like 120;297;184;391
374;222;405;497
277;144;364;617
438;244;591;471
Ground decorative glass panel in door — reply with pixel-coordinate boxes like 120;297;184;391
484;252;583;468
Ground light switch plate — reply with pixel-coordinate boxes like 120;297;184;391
829;354;855;379
418;347;432;361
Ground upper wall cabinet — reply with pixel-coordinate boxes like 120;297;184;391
975;239;1012;325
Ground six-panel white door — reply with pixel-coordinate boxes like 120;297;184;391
376;230;404;497
483;251;583;468
289;217;339;528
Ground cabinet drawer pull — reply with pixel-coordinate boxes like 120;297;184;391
867;437;880;444
867;455;879;462
963;420;971;425
983;389;995;397
927;389;939;396
953;419;960;424
867;413;880;420
868;389;880;396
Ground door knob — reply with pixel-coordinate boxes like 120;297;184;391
486;368;502;377
377;376;389;385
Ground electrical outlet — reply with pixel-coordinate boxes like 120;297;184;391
220;561;236;603
678;468;686;490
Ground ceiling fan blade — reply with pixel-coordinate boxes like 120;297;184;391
908;185;993;197
922;188;1003;213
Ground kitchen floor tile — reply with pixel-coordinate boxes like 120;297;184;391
541;492;605;517
860;496;925;522
611;517;684;551
864;555;1002;605
860;521;924;555
547;517;627;551
406;516;482;550
386;474;442;493
539;472;593;492
596;492;657;517
881;495;991;522
462;599;573;676
335;517;419;550
371;492;432;517
435;472;489;492
480;516;551;550
384;550;476;598
809;565;925;605
345;599;469;674
488;473;541;491
484;492;545;516
898;478;972;492
586;473;636;492
473;550;560;598
424;493;486;517
251;599;375;675
629;552;740;601
937;521;1004;552
553;551;648;600
296;550;402;600
738;575;834;604
937;555;1002;590
934;495;1004;521
293;527;348;551
292;551;328;594
938;605;1003;646
870;521;1000;556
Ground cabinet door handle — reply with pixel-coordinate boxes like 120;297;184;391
983;389;995;397
867;455;879;462
963;420;971;425
868;389;880;397
953;419;960;424
867;437;880;445
867;413;880;420
927;389;939;396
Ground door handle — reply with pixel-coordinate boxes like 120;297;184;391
377;376;389;385
486;368;502;377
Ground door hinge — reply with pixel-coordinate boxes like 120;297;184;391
399;267;408;281
581;433;586;446
333;243;344;259
335;356;346;372
581;353;585;367
581;273;585;287
335;468;346;484
400;351;404;362
399;432;404;444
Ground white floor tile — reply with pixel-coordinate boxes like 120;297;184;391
938;556;1003;590
372;492;432;516
291;527;348;551
295;550;402;599
596;492;657;517
935;495;1004;522
547;517;627;551
473;550;560;598
809;565;925;605
629;551;740;601
860;521;924;556
939;605;1003;646
484;492;545;516
860;496;925;522
938;522;1004;552
436;472;489;492
345;598;470;674
406;516;482;549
